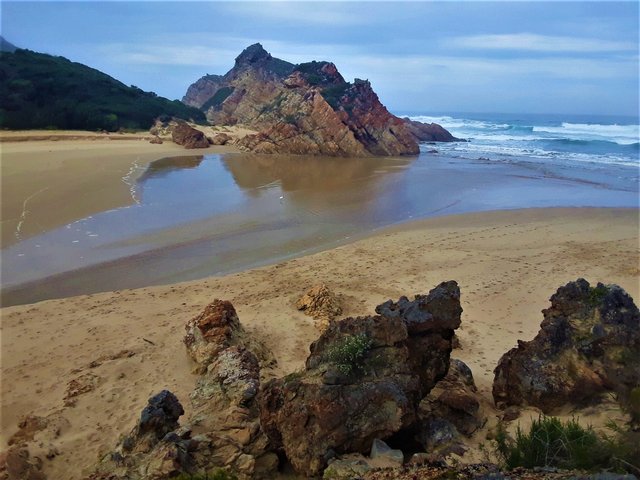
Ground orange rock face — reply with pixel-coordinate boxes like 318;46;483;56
184;44;425;157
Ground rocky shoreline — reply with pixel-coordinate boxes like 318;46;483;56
4;279;636;479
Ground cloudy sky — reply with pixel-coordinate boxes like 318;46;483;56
2;1;638;117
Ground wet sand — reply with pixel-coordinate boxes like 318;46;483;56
1;207;638;478
0;130;243;248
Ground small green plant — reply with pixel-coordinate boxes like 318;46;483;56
174;468;238;480
588;284;609;306
326;333;373;376
494;416;609;470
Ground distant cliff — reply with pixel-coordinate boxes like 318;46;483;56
184;44;458;156
0;44;205;131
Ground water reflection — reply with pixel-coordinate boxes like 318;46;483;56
222;153;413;193
137;155;204;182
2;150;637;307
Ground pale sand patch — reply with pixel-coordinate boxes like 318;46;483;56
0;207;638;477
0;129;251;248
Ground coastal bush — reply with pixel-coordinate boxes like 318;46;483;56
201;86;235;111
494;415;640;473
326;333;373;376
174;468;238;480
321;83;351;110
0;49;206;131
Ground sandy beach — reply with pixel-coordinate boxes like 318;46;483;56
0;129;245;248
1;206;638;478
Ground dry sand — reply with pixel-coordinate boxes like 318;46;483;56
0;128;249;248
1;207;638;478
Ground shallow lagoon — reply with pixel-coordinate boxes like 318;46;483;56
2;151;638;306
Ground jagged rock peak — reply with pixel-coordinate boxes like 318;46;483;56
294;60;346;86
234;42;271;66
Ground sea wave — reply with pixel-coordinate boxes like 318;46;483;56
408;114;639;168
532;122;639;145
408;115;639;146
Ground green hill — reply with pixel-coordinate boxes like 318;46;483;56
0;48;206;131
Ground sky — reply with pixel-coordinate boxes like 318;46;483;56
1;1;639;117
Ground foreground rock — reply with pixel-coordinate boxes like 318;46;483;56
89;300;276;479
493;279;640;412
184;43;458;156
259;281;462;476
417;358;487;458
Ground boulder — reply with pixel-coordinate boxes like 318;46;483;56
402;118;462;142
259;281;462;476
0;446;46;480
171;122;210;149
211;132;231;145
418;359;486;438
149;135;163;144
493;279;640;412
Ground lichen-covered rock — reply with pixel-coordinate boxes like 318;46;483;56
171;122;209;149
90;301;276;480
419;359;486;437
417;359;486;459
259;281;462;477
184;299;244;372
493;279;640;412
296;283;342;331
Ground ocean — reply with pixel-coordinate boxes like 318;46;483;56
407;112;639;169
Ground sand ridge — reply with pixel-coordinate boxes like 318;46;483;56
1;207;638;478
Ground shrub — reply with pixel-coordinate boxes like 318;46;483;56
494;415;640;473
174;468;238;480
326;333;373;376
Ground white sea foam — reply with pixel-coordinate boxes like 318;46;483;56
532;122;639;144
409;114;639;168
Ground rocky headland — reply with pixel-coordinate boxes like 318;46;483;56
182;43;460;156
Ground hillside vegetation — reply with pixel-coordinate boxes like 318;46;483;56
0;49;205;131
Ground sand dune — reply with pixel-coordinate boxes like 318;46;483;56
1;207;638;478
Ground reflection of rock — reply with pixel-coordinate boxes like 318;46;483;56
136;156;204;182
259;281;462;477
493;279;640;413
221;153;412;193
